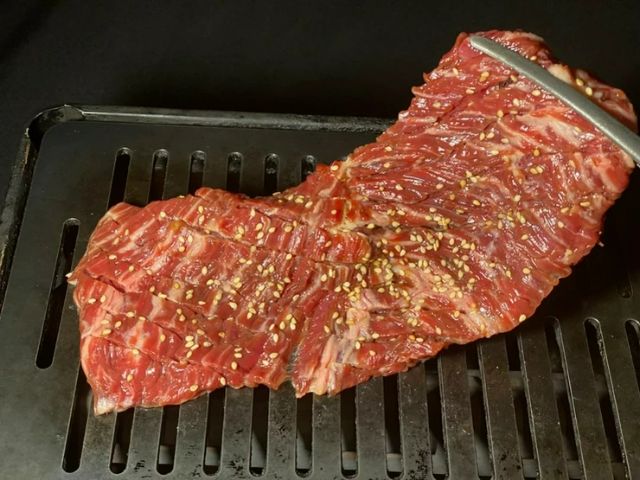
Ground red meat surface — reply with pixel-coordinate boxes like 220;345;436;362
69;30;637;414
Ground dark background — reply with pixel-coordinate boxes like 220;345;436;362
1;0;639;209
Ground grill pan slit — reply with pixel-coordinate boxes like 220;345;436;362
625;320;640;391
35;218;79;369
156;405;179;474
110;409;134;473
263;154;279;195
149;149;169;202
227;152;242;192
249;386;269;475
340;387;358;477
301;155;316;180
108;148;131;208
203;389;225;475
544;319;580;465
382;374;403;477
295;394;313;476
62;367;91;472
189;150;206;194
467;345;491;479
584;319;623;464
424;359;446;479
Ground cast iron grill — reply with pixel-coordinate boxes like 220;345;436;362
0;106;639;479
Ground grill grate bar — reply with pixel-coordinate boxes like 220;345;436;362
598;318;640;478
478;337;522;478
439;349;478;479
173;395;208;474
79;407;117;473
554;317;613;478
265;383;297;477
310;395;342;479
398;365;431;479
518;322;569;479
126;408;163;476
355;377;388;479
219;387;253;476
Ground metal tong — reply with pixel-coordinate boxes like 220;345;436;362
469;35;640;167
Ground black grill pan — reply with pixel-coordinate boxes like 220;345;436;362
0;105;638;479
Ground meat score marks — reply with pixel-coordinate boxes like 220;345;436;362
69;30;637;414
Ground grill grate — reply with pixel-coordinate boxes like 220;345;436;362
0;105;639;479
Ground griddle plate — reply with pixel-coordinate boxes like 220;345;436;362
0;106;638;479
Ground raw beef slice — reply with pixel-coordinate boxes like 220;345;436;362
69;30;637;414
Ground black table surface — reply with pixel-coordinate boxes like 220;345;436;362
1;0;639;210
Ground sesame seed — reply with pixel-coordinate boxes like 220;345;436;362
532;89;541;96
220;377;227;386
585;86;593;96
395;184;403;191
131;348;140;356
229;302;238;310
580;201;591;208
231;361;238;370
234;352;242;358
557;221;565;228
519;314;527;322
269;352;279;359
523;267;531;275
435;327;442;335
108;254;117;260
355;341;361;350
198;205;204;214
436;183;444;189
160;211;167;218
330;165;339;171
190;384;198;392
99;295;107;303
87;297;96;304
126;311;135;318
101;328;112;336
497;110;504;118
368;350;376;357
383;162;391;168
126;374;133;382
201;266;208;275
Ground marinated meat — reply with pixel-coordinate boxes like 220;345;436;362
69;30;637;414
